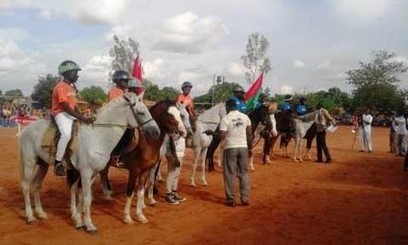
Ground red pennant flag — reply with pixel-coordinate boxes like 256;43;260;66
245;72;263;100
132;55;142;82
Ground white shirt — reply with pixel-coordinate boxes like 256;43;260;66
220;110;251;149
394;116;407;135
361;113;373;133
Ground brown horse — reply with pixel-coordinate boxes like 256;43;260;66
99;99;191;224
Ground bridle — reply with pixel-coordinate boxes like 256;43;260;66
124;95;154;128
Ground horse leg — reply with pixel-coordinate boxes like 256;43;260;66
67;169;83;229
99;164;113;200
32;159;49;220
80;171;97;233
147;167;157;206
21;156;37;223
135;171;149;224
124;170;137;224
190;148;200;187
200;148;208;186
263;137;271;164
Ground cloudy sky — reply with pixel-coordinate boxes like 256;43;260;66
1;0;408;97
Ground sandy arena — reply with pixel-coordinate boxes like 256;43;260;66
0;126;407;244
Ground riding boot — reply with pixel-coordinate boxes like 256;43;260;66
54;160;66;176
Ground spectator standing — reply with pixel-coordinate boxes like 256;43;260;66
359;109;373;153
394;110;407;156
314;103;336;163
219;98;253;207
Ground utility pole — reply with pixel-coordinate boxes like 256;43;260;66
212;73;216;106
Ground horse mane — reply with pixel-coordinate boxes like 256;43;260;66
150;98;175;112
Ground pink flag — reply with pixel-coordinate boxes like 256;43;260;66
132;55;142;82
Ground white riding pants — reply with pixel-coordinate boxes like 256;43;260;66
54;112;75;161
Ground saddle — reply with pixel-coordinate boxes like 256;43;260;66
41;119;79;167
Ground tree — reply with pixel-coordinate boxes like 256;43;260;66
109;35;139;75
143;79;179;101
31;74;59;108
79;86;107;104
0;90;2;96
346;50;408;111
5;89;23;97
241;33;272;83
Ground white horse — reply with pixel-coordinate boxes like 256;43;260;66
19;92;160;233
293;111;318;162
190;103;226;186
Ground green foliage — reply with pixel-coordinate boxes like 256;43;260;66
143;79;179;101
5;89;23;97
109;35;139;75
241;33;272;83
0;90;2;95
194;81;242;107
79;86;107;104
31;74;59;108
346;50;408;111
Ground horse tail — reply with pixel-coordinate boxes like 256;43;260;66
66;168;80;188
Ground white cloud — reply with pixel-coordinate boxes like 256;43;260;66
143;58;165;80
280;85;293;94
74;0;129;24
293;59;305;68
153;12;229;54
337;0;389;21
0;0;31;9
227;62;246;77
390;56;408;65
316;60;331;69
37;9;56;20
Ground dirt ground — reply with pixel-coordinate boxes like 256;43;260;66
0;126;407;244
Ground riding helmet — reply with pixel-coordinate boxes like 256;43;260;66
181;81;193;89
112;70;131;81
58;60;81;75
233;85;245;93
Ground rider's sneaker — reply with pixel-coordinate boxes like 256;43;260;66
165;193;180;205
54;160;66;176
172;192;186;202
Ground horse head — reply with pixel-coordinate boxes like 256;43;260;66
176;102;193;136
249;104;273;131
123;92;160;140
150;99;187;137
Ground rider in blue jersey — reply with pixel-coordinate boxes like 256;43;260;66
280;94;293;112
231;85;247;114
295;97;308;116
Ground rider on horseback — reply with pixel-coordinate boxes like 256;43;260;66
52;60;93;176
230;85;247;114
177;81;196;147
108;70;131;101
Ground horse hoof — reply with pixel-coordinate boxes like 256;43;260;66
124;217;134;224
148;199;157;206
137;216;149;224
190;182;196;187
85;228;98;234
75;224;86;230
27;217;37;224
38;213;48;220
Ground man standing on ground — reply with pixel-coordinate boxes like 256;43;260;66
359;108;373;153
314;103;336;163
219;98;253;207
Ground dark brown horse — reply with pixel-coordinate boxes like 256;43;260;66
99;99;191;224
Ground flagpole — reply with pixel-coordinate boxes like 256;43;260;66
212;73;216;107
